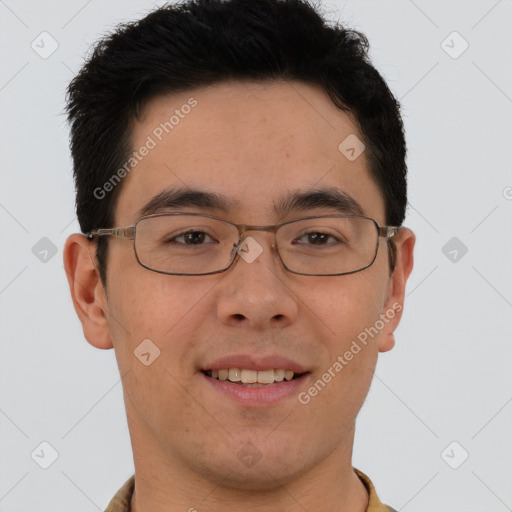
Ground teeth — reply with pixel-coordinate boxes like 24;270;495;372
241;369;258;383
208;368;297;384
228;368;241;382
274;369;285;382
257;369;275;384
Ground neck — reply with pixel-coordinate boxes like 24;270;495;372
131;467;368;512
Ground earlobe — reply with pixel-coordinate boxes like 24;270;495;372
378;227;415;353
379;332;395;353
63;234;113;350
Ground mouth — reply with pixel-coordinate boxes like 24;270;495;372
200;366;310;406
202;368;307;387
199;355;310;405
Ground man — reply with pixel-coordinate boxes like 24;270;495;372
63;0;415;510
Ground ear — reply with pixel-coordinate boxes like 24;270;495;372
378;227;415;353
63;234;113;350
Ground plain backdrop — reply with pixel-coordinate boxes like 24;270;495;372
0;0;511;510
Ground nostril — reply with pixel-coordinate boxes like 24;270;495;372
233;313;245;320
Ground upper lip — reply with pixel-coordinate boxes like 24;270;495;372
201;354;308;374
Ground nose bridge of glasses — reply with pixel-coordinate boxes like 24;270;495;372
233;224;279;257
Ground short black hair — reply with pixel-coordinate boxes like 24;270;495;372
66;0;407;286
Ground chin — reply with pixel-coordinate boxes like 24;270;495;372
204;461;308;492
189;442;313;492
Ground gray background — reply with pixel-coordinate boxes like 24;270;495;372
1;0;511;510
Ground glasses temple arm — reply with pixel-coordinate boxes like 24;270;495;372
86;226;136;239
378;226;399;239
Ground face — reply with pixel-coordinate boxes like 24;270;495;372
65;80;414;491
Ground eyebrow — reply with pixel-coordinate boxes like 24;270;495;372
275;186;365;218
136;185;365;219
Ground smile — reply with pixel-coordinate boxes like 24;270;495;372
203;368;303;386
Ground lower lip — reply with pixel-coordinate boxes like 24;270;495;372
201;372;309;406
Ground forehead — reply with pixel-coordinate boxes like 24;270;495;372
115;80;385;224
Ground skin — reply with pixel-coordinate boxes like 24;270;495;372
64;80;415;511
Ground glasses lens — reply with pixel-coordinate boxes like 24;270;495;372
135;215;239;274
277;217;378;275
133;214;379;275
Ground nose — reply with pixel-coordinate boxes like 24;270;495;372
215;233;299;329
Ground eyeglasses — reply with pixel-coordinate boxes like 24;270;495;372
86;212;399;276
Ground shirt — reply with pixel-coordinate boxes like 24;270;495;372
104;468;397;512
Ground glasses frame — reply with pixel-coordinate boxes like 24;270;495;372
86;212;399;276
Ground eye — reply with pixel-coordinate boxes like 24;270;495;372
167;230;216;245
293;231;342;245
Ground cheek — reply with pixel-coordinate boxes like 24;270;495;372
105;264;223;393
298;275;386;425
105;275;207;423
307;271;387;347
108;253;197;324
